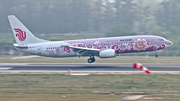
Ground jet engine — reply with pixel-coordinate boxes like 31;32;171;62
99;49;116;58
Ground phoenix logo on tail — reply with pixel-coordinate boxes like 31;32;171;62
14;28;26;41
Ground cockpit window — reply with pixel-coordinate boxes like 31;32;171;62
159;39;164;41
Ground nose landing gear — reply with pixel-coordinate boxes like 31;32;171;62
155;50;163;58
155;53;158;58
87;55;96;63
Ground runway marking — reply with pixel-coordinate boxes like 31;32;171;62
121;95;146;100
0;67;13;70
0;71;180;74
68;74;90;75
0;63;28;66
11;55;40;60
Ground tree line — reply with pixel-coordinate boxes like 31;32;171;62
0;0;180;50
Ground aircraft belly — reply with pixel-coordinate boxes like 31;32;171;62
18;48;37;55
42;50;76;57
58;52;76;57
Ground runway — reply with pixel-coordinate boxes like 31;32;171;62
0;63;180;71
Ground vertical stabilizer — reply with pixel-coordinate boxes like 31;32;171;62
8;15;49;45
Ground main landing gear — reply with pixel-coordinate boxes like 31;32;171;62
155;53;158;58
87;55;96;63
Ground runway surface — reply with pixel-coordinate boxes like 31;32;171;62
0;63;180;71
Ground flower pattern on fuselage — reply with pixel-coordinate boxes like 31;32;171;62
133;38;148;51
45;37;169;56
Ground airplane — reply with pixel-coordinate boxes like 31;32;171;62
8;15;173;63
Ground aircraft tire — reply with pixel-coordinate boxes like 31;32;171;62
91;58;95;62
87;58;92;63
155;54;158;58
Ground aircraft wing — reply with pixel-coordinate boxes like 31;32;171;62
63;46;100;56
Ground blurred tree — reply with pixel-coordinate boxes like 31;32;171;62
101;0;115;30
169;26;179;35
155;0;180;34
71;0;95;32
105;24;136;37
0;0;178;38
135;0;154;34
0;0;179;50
90;0;103;31
103;0;137;36
114;0;136;28
151;25;162;35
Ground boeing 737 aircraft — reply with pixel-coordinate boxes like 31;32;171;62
8;15;173;63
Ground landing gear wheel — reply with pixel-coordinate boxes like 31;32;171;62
87;58;92;63
91;58;95;62
87;55;96;63
155;54;158;58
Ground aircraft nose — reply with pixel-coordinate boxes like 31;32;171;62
169;41;173;46
167;40;173;46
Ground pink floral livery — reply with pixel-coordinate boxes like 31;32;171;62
133;38;148;51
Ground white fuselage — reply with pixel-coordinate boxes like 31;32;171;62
18;41;76;57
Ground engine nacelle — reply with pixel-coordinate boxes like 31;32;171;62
99;49;116;58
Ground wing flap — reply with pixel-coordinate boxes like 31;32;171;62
63;46;100;51
63;46;100;56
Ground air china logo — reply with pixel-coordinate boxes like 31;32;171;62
14;28;26;41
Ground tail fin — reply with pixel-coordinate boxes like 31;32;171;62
8;15;49;45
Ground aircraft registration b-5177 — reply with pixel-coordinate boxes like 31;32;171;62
8;15;173;63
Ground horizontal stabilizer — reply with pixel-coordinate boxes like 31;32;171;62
13;44;28;48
